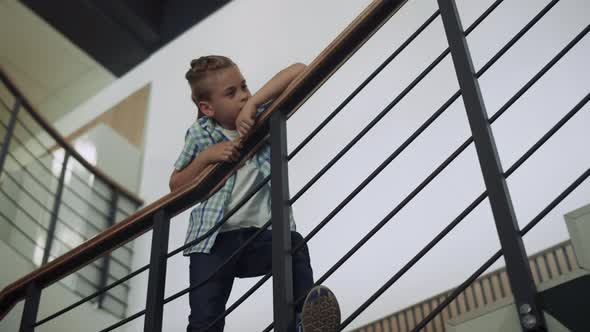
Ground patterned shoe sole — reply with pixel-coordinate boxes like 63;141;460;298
301;286;341;332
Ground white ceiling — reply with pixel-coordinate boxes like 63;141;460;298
0;0;114;124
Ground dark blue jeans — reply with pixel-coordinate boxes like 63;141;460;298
187;228;314;332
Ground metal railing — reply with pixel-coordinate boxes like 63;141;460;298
353;240;580;332
0;68;143;318
1;0;588;331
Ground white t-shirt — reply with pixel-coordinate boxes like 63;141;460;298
217;126;271;231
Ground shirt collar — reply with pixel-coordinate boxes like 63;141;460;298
198;115;216;133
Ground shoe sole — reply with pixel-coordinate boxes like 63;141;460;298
301;285;340;332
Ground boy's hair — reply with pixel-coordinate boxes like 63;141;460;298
185;55;236;118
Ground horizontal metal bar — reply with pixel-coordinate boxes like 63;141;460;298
205;273;273;331
288;9;441;161
0;186;87;255
163;221;272;306
0;210;129;309
0;209;47;251
520;168;590;237
100;220;278;332
0;178;131;274
0;112;122;214
489;23;590;123
504;91;590;178
35;265;148;327
2;129;115;226
339;192;488;329
413;166;590;331
476;0;560;78
264;124;471;332
7;116;121;220
464;0;505;36
0;218;125;320
304;137;473;292
0;153;121;251
99;308;146;332
292;90;461;254
412;250;503;332
286;0;501;168
290;47;451;205
68;170;116;207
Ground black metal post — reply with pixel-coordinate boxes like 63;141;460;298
41;151;70;265
270;111;295;332
144;210;170;332
97;189;118;309
19;283;41;332
0;98;21;176
437;0;545;330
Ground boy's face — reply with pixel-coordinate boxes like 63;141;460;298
199;65;251;129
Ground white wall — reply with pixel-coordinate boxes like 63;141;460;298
47;0;590;331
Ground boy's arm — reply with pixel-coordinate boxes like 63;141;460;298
250;63;306;107
169;141;242;192
236;63;307;136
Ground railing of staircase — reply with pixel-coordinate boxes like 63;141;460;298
0;68;144;318
1;0;588;331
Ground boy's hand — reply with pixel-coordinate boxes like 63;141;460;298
202;141;242;163
236;101;257;136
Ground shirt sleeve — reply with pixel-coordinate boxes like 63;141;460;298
174;128;201;171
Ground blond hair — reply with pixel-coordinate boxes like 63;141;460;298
185;55;236;118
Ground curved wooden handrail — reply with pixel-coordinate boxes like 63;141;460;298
0;67;143;205
0;0;406;320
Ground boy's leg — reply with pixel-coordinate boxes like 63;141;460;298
236;229;314;313
187;232;240;332
290;231;315;313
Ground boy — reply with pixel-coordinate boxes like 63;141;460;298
169;55;339;332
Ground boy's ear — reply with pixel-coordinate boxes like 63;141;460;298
198;101;215;118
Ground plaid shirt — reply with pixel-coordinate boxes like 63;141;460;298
174;102;296;255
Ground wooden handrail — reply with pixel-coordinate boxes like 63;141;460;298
0;67;143;206
0;0;406;320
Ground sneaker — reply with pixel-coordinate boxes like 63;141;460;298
300;285;340;332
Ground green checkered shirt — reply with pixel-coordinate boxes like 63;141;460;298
174;102;296;255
